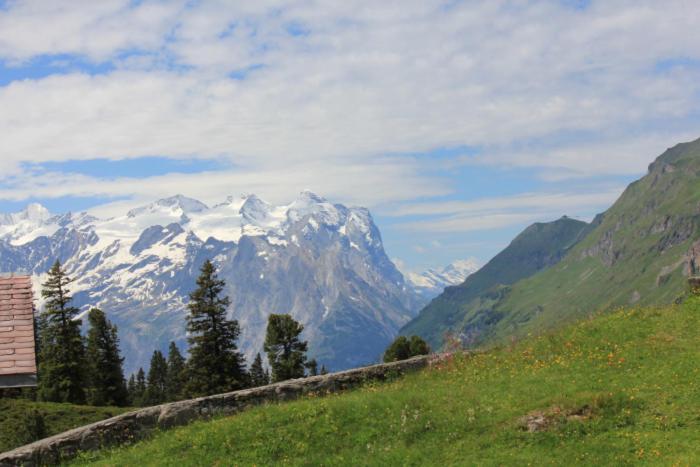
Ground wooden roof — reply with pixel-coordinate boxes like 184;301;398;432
0;275;37;386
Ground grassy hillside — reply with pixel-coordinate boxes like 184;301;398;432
0;398;130;453
476;137;700;346
401;216;591;348
406;137;700;350
74;295;700;465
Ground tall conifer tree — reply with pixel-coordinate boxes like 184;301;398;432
249;353;269;387
305;358;319;377
165;342;186;401
131;368;147;406
264;314;308;382
127;374;137;405
185;260;246;396
37;260;87;404
144;350;168;405
85;308;128;406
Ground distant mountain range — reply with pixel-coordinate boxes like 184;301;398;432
402;137;700;350
0;191;467;374
402;259;480;300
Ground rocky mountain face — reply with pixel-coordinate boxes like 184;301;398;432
404;137;700;351
403;259;480;301
0;191;423;373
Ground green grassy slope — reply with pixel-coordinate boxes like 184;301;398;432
477;137;700;345
401;216;591;348
0;399;130;453
406;137;700;350
74;296;700;466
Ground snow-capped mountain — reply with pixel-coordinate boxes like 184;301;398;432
0;192;425;373
404;259;480;300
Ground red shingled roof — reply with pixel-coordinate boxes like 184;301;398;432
0;275;37;381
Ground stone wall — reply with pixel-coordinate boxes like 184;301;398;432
0;354;442;466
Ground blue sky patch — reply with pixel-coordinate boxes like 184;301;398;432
0;195;126;215
285;21;310;37
229;63;266;80
560;0;592;10
0;54;114;86
655;57;700;73
24;156;230;180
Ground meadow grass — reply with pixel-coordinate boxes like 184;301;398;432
73;297;700;466
0;398;130;453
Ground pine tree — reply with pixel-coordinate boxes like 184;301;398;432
144;350;168;405
185;260;246;397
305;358;318;377
408;335;431;357
383;336;411;362
33;311;46;368
132;368;147;406
85;308;128;406
383;335;430;363
249;352;269;387
264;314;308;383
37;260;87;404
127;374;137;405
165;342;186;401
320;365;328;375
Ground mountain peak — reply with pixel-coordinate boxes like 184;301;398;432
239;194;273;224
648;136;700;173
404;258;480;297
297;190;326;203
442;258;480;277
156;195;209;213
21;203;51;221
0;203;52;226
287;191;345;228
128;195;209;218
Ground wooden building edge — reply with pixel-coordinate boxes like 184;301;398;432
0;274;38;388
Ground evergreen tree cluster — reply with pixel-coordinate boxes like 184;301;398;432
37;261;129;407
125;260;319;405
34;258;330;409
127;343;187;406
382;335;431;363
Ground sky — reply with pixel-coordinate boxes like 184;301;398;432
1;1;700;273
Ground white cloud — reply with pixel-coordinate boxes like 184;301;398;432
0;1;185;62
389;189;624;218
0;0;699;240
402;212;547;234
462;132;700;180
0;1;698;171
0;158;449;215
393;188;624;233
